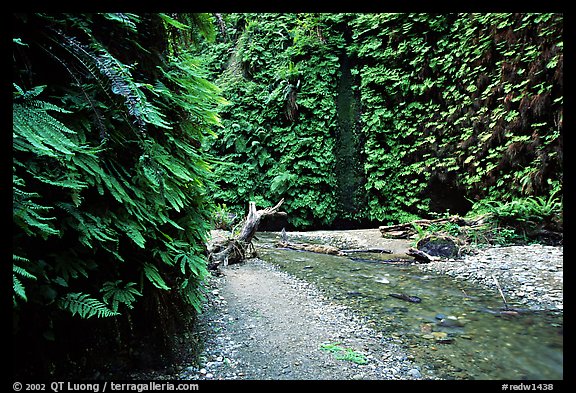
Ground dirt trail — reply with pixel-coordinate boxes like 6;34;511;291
187;258;424;380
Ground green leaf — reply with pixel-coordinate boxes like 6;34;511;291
143;263;171;290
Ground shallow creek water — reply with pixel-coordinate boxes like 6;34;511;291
254;233;563;380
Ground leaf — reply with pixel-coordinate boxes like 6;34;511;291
143;263;171;290
59;292;120;318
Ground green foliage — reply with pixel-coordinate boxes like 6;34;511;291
100;280;142;312
470;193;562;232
211;203;239;230
59;292;119;319
200;13;561;229
13;255;37;304
13;13;222;373
198;13;347;228
350;13;562;222
319;342;368;365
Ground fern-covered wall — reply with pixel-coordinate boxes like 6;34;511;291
13;13;223;377
201;13;562;228
350;13;563;223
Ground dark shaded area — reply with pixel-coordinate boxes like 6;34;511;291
334;36;366;222
13;291;199;379
425;175;473;216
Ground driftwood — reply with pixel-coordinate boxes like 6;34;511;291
276;241;342;255
379;215;488;239
275;242;392;256
339;248;392;254
208;199;287;269
406;247;440;263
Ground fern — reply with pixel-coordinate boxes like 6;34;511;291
143;263;171;290
59;292;120;318
13;255;37;303
100;13;141;32
180;276;206;313
52;252;95;282
13;172;60;238
176;252;208;277
13;95;86;158
100;280;142;312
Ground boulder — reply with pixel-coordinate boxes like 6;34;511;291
416;235;460;258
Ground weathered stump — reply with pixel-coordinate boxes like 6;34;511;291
208;199;286;270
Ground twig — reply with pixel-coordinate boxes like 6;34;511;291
492;274;509;310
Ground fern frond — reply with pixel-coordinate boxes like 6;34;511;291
13;175;60;238
13;101;82;157
100;280;142;312
52;253;94;281
100;13;141;32
13;252;35;303
176;252;208;277
143;263;171;290
59;292;120;318
180;276;206;313
13;265;37;280
13;276;27;302
115;219;147;248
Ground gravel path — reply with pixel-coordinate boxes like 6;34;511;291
179;258;428;380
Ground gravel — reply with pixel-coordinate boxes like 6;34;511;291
129;229;562;381
178;258;432;380
417;243;563;311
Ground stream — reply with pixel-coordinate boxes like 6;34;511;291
253;232;563;380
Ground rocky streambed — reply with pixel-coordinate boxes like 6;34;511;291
128;229;563;381
282;229;563;312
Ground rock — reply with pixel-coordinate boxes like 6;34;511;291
438;318;464;327
435;313;446;320
431;332;448;340
199;368;207;375
408;368;422;379
417;235;460;258
389;293;422;303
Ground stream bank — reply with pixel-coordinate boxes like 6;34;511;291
126;230;563;380
280;229;563;311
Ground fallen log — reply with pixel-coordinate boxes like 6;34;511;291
406;247;440;263
208;199;286;269
275;242;392;256
379;215;489;238
276;241;342;255
339;248;392;254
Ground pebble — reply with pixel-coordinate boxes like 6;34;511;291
418;244;562;311
407;368;422;379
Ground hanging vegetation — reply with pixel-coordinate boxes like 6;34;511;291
199;13;562;229
13;13;224;377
